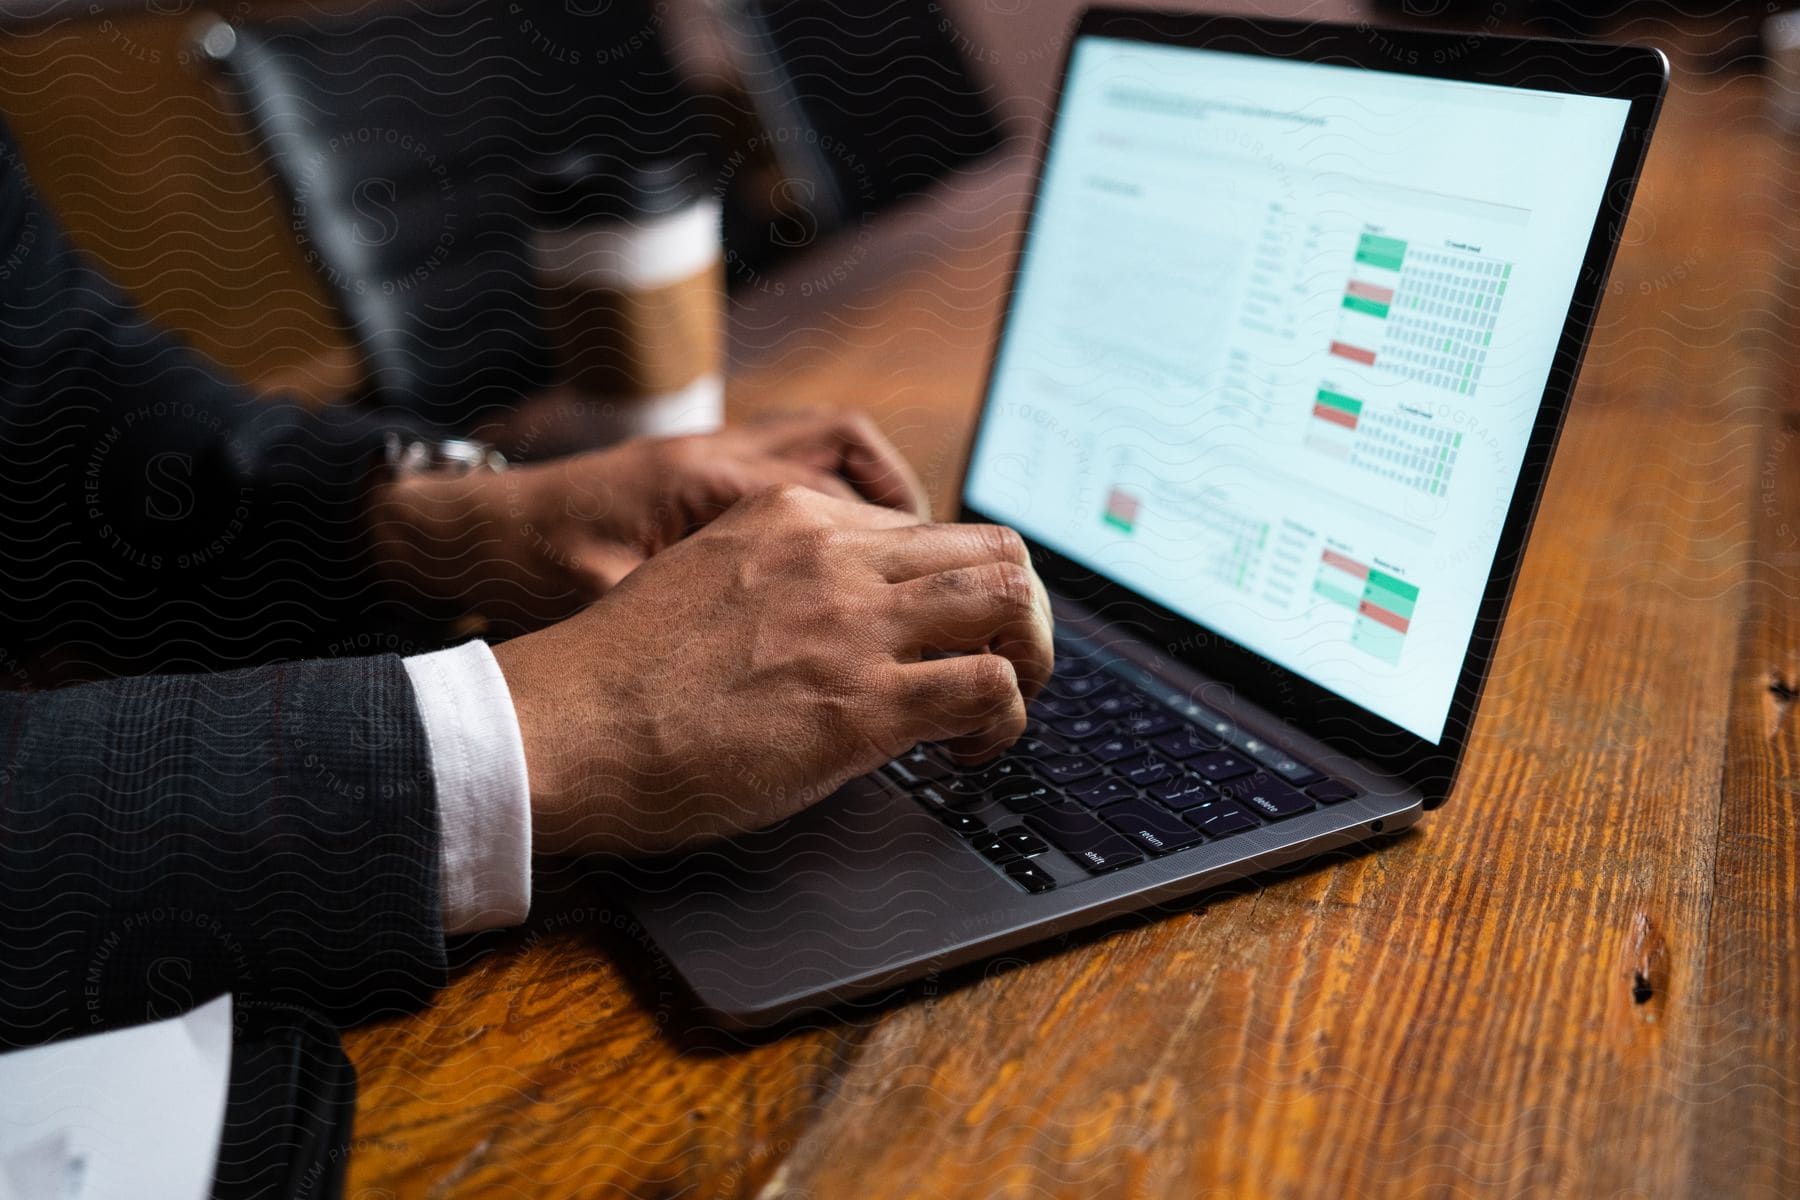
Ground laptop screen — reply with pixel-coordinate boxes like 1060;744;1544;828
962;34;1632;744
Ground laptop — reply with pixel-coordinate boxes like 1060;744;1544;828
620;9;1668;1029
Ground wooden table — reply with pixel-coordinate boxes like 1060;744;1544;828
341;62;1800;1198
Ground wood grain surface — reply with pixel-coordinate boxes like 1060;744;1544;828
330;60;1800;1199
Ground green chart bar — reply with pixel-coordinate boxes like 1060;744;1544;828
1365;569;1420;619
1355;233;1408;272
1315;389;1363;418
1341;295;1390;319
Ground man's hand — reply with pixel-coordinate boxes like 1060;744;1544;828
370;414;930;633
491;485;1054;857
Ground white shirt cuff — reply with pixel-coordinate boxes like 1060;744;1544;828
402;640;533;934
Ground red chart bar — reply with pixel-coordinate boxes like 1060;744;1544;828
1358;598;1411;633
1321;549;1369;578
1312;403;1358;430
1329;341;1377;366
1346;279;1396;305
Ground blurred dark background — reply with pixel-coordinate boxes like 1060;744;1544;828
0;0;1781;424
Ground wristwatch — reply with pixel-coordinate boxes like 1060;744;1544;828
382;433;508;477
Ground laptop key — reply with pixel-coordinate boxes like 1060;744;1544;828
914;783;953;808
1267;757;1323;786
1306;780;1360;804
883;752;946;789
1243;739;1324;786
937;809;988;836
1218;772;1314;820
1117;752;1174;789
1036;754;1101;786
971;834;1020;864
1153;727;1225;760
1068;775;1135;808
1029;690;1080;719
1148;775;1215;809
890;746;954;786
1088;736;1141;764
996;777;1056;812
915;785;987;832
1092;690;1146;720
1027;803;1145;873
1118;711;1179;739
934;775;990;807
1186;797;1258;838
1048;713;1114;742
1048;671;1112;700
996;827;1050;858
971;758;1035;790
1098;796;1206;855
1017;729;1077;758
1004;859;1057;894
881;761;920;790
1035;694;1104;721
1192;751;1256;783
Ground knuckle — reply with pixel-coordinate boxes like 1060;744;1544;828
745;481;785;509
990;561;1034;615
998;696;1029;736
931;565;975;594
981;523;1029;566
820;588;863;631
966;653;1019;703
794;523;845;567
770;481;812;508
754;481;814;517
863;676;918;758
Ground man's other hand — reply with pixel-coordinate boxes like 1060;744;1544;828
370;413;930;633
491;485;1054;857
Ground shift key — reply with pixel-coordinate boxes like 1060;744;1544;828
1027;803;1145;873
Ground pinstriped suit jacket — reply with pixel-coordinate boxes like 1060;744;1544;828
0;655;447;1046
0;120;449;1043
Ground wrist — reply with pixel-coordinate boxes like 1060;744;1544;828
491;620;656;857
367;472;494;619
491;630;584;853
366;433;512;617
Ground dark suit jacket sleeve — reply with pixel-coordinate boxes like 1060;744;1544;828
0;119;439;681
0;653;447;1046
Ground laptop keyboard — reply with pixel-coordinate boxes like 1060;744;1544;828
879;647;1362;894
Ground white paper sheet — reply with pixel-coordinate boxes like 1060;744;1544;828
0;993;233;1200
